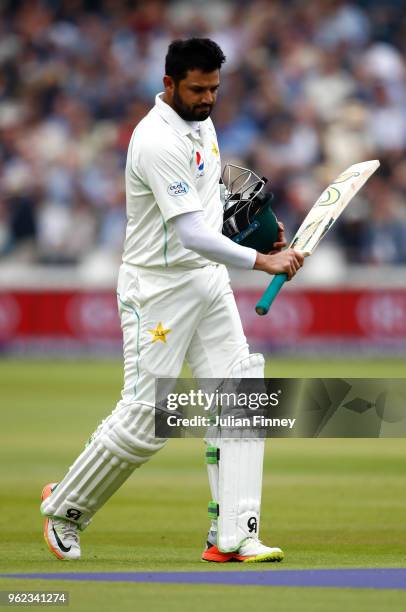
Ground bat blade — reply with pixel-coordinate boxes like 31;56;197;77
255;159;380;316
290;159;380;255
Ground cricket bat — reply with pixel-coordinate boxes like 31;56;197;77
255;160;380;316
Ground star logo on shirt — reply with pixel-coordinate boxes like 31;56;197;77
148;322;172;343
211;141;219;157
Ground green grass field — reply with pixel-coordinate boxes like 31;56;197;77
0;359;405;611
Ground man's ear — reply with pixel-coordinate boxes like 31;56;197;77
163;75;175;93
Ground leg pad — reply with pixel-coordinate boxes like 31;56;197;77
205;353;266;552
41;402;166;529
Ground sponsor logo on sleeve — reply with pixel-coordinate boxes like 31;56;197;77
167;181;189;196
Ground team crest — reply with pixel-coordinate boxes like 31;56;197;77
148;322;171;343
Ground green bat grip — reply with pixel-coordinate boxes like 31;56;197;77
255;273;288;315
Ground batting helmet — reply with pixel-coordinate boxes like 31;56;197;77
221;164;279;253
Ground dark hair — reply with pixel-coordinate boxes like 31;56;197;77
165;38;226;82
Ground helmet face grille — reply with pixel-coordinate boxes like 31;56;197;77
222;164;268;238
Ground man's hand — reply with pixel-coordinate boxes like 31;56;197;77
270;221;287;253
254;248;305;280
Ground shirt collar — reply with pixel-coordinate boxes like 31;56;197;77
154;93;203;138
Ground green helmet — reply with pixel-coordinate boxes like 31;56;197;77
222;164;279;253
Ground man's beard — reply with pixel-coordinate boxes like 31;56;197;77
172;88;213;121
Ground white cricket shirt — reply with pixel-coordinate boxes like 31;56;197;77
123;93;223;268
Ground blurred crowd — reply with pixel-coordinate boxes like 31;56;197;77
1;0;406;269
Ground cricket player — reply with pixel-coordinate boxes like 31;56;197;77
40;38;304;562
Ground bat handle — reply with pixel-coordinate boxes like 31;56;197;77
255;273;288;316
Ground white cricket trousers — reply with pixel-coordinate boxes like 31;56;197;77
116;262;250;405
40;262;254;529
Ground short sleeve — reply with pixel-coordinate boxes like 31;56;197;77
137;137;203;222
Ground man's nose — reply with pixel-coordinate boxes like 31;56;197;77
201;92;214;104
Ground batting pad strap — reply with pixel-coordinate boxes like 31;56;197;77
205;446;219;464
208;501;219;520
40;403;167;529
217;437;265;552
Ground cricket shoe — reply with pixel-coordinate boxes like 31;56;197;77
202;537;284;563
41;483;81;560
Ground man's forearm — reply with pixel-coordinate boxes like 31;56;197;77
173;210;257;269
